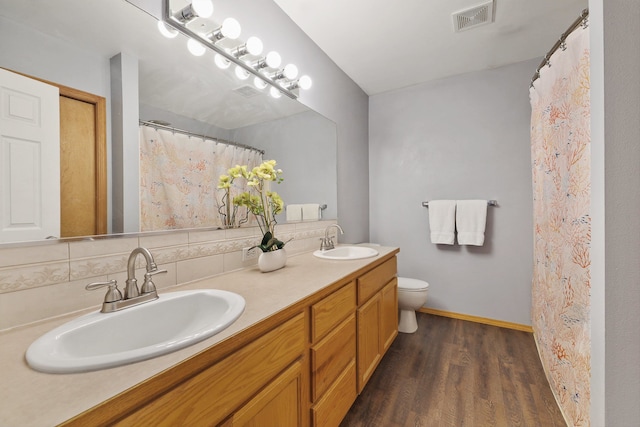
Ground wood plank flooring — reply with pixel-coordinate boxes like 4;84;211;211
340;313;566;427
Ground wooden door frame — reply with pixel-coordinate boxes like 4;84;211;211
2;68;108;235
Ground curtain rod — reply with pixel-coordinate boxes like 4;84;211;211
139;120;265;155
530;8;589;87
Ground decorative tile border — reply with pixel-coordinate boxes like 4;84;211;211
0;262;70;293
0;220;336;330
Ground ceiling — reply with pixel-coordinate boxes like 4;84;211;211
274;0;589;95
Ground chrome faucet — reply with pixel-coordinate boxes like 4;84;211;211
319;224;344;251
86;247;167;313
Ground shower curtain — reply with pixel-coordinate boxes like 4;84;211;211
529;21;590;426
139;126;262;231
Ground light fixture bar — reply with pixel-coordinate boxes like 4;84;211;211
162;0;297;100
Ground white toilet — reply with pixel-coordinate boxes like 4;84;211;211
397;277;429;333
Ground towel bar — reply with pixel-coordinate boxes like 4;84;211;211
422;200;498;208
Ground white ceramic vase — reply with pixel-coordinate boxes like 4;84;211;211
258;248;287;273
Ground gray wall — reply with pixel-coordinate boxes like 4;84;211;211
589;0;640;424
232;111;338;220
369;58;538;325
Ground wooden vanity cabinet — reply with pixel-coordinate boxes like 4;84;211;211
356;258;398;392
64;252;399;427
112;313;306;427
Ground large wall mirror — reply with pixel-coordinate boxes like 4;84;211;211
0;0;337;246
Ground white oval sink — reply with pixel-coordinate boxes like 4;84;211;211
313;246;379;260
26;289;245;374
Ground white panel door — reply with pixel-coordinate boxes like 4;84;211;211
0;68;60;243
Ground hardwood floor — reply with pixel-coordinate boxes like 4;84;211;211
340;313;566;427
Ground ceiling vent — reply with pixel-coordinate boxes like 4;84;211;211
233;85;261;98
452;1;495;32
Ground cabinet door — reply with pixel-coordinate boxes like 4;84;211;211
115;314;305;427
311;360;357;427
311;314;356;401
357;293;381;392
380;278;398;353
225;361;303;427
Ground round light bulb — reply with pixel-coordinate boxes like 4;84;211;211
270;86;282;98
187;38;206;56
245;36;263;56
265;51;281;69
254;77;267;90
157;21;178;39
214;53;230;69
283;63;298;79
235;65;250;80
298;75;312;90
191;0;213;18
221;18;241;40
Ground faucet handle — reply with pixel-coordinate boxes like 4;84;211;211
86;279;123;303
141;269;167;294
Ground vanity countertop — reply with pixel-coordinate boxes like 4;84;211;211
0;245;398;427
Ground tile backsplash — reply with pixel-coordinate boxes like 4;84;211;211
0;220;335;330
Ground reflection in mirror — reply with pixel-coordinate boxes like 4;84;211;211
0;0;337;246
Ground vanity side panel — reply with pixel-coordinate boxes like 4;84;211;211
380;277;399;353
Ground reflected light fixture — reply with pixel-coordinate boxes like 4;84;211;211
283;75;313;91
254;76;268;90
271;64;298;81
172;0;214;23
231;36;263;58
251;51;281;71
187;38;206;56
234;65;250;80
214;53;231;69
297;75;313;90
157;21;178;38
269;86;282;98
207;17;241;42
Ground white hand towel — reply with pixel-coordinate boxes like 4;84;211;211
301;203;320;221
428;200;456;245
286;204;302;221
456;200;488;246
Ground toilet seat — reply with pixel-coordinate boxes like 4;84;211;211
397;277;429;292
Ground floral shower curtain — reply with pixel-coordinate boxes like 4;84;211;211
529;22;590;426
139;126;262;231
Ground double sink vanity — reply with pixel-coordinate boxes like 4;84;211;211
0;244;399;426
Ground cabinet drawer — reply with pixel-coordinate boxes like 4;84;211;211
311;281;356;342
115;313;306;427
357;257;397;305
311;314;356;401
311;360;357;427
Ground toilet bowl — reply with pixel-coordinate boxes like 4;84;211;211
397;277;429;333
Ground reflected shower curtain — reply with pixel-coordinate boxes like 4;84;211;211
139;127;262;231
529;24;590;426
